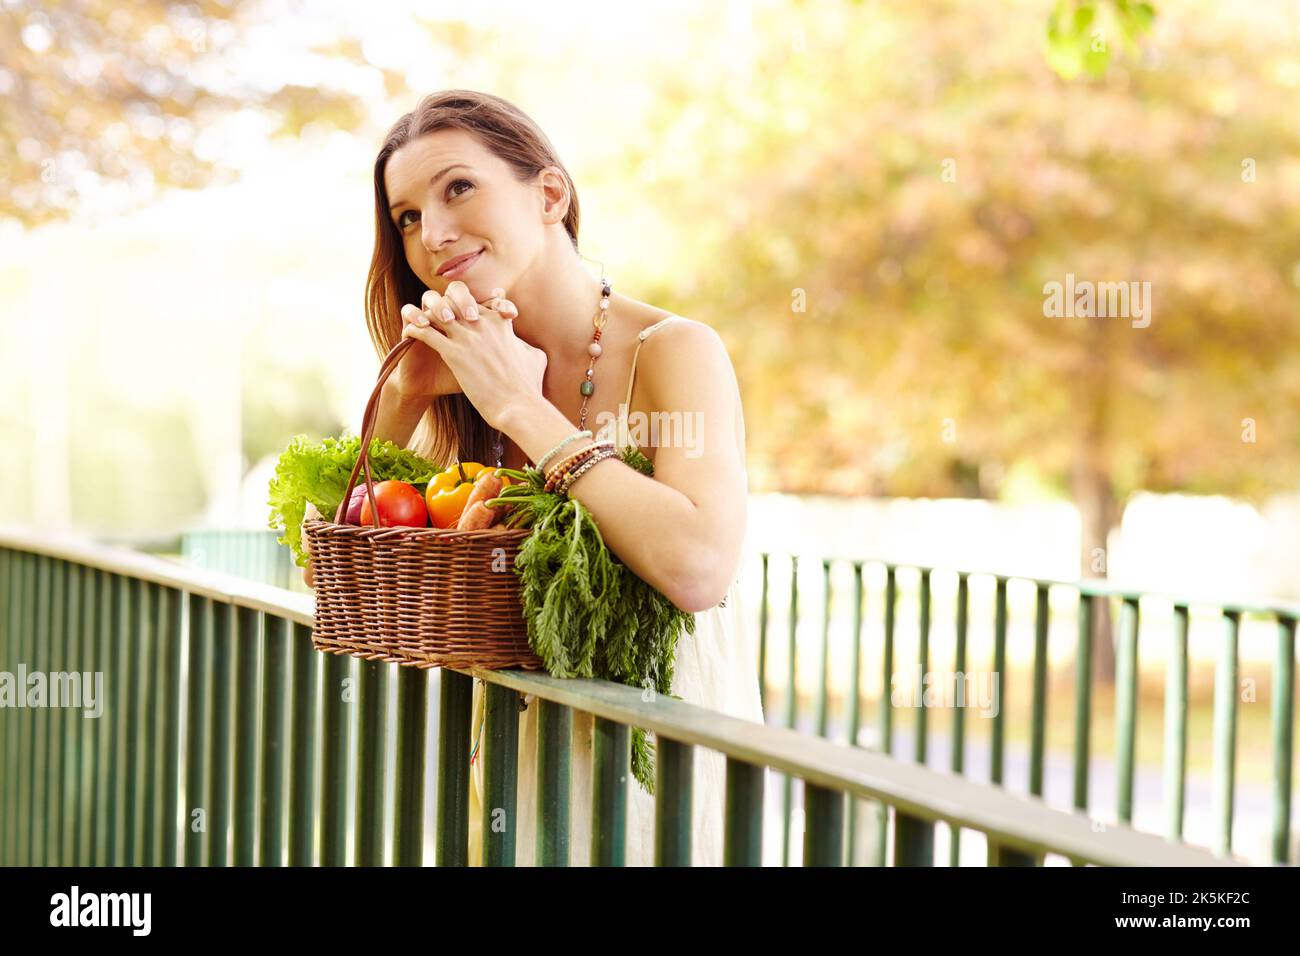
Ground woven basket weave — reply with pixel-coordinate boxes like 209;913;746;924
303;336;543;670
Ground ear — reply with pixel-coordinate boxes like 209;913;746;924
535;166;570;225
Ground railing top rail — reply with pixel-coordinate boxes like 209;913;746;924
0;525;1248;867
0;526;314;627
762;550;1300;620
464;665;1239;868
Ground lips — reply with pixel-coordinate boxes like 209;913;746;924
436;248;483;278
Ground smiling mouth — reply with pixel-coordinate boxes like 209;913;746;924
438;249;484;279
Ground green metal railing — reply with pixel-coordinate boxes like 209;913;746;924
0;530;1242;867
751;553;1298;866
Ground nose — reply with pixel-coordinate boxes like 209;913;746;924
420;207;457;255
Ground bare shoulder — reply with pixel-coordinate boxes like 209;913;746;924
636;316;745;457
638;316;733;377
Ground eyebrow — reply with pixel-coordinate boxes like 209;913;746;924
388;164;471;212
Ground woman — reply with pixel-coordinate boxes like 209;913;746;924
342;89;764;865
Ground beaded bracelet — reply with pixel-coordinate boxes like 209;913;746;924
536;429;592;474
544;440;613;493
545;442;612;494
557;447;618;496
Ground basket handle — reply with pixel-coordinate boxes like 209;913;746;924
333;337;423;528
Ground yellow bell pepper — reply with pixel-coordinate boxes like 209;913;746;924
425;462;512;528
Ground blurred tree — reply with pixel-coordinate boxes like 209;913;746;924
0;0;367;227
629;0;1300;681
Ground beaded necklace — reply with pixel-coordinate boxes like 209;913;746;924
490;275;612;467
578;276;612;431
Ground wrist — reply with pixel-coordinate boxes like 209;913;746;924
386;375;432;407
497;392;550;438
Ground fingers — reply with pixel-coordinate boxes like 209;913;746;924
402;302;437;330
407;283;515;332
481;287;518;320
402;318;451;351
443;280;480;322
420;289;455;324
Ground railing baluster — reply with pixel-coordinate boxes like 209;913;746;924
320;651;351;866
109;570;132;866
482;682;520;866
92;570;114;866
1115;596;1140;824
591;716;628;866
875;564;898;867
49;558;67;866
917;568;931;764
13;554;31;868
724;758;764;866
988;838;1040;866
1212;609;1240;856
127;578;153;866
536;698;572;866
159;586;182;866
356;658;388;867
233;606;261;866
436;668;472;867
816;560;831;738
1073;592;1095;813
950;572;969;866
288;622;317;867
78;566;99;866
393;664;428;867
758;553;769;716
19;553;37;866
991;577;1008;787
654;737;693;866
1271;615;1296;865
208;601;233;866
1;550;17;864
803;783;844;866
845;562;865;866
140;584;163;865
31;555;50;866
259;616;289;867
1164;604;1189;841
183;595;211;867
894;810;934;866
1030;583;1049;797
782;555;798;866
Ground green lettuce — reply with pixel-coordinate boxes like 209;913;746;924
267;434;441;567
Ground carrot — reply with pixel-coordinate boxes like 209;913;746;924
462;471;503;513
456;500;495;531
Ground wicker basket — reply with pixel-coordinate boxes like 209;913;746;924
303;337;543;671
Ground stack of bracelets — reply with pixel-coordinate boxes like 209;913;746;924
536;429;620;497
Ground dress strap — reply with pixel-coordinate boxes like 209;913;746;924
622;314;682;412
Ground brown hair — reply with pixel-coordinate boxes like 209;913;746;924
364;90;581;466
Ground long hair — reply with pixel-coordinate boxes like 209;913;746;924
365;90;581;465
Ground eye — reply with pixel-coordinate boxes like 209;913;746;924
448;178;473;199
396;209;419;229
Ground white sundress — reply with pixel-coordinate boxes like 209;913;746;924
466;314;768;866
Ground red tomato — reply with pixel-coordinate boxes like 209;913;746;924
358;480;428;528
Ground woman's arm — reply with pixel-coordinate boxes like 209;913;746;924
499;320;746;613
373;378;433;449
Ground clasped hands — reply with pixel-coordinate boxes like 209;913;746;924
399;279;548;432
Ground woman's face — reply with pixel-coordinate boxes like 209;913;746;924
384;127;547;300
